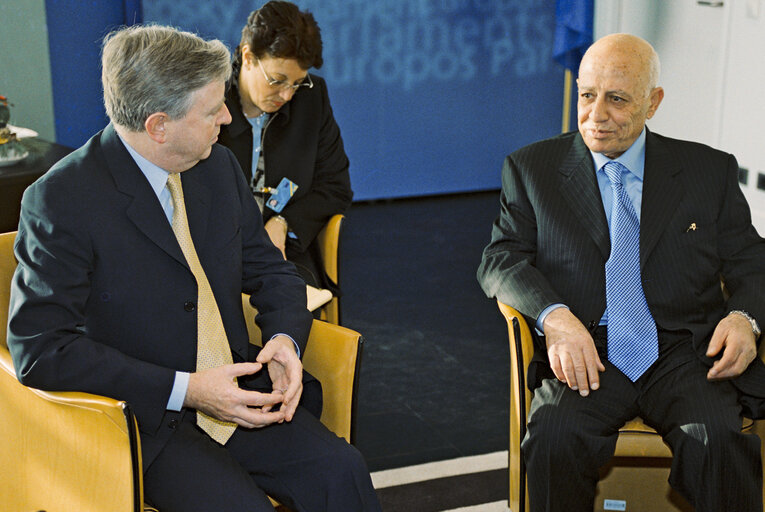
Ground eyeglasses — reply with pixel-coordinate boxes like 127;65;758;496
256;58;313;92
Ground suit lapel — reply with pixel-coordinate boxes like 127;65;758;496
99;124;188;268
639;130;684;268
558;134;611;260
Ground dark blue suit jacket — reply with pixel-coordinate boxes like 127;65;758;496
7;123;313;465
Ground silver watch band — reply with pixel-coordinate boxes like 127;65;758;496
729;310;762;338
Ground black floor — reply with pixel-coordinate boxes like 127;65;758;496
339;191;510;472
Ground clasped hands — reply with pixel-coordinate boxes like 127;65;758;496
184;334;302;428
544;308;757;397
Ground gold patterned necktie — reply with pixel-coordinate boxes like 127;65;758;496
166;173;237;445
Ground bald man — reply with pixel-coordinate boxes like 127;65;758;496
478;33;765;511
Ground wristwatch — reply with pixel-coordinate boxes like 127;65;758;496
729;310;762;338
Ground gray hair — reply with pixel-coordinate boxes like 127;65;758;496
102;25;231;131
645;47;661;95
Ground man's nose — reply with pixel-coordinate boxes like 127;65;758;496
219;104;232;125
590;97;608;121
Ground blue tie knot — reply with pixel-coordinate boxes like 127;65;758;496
603;161;627;187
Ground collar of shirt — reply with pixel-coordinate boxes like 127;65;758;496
245;112;269;129
591;127;647;222
590;127;647;178
117;133;173;223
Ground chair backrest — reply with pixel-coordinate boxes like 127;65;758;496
316;214;344;325
0;229;143;510
0;231;17;350
240;291;361;443
302;319;362;443
317;214;344;286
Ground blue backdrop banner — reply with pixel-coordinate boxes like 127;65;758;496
45;0;143;149
137;1;565;199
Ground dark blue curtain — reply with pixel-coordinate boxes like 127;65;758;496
553;0;594;71
123;0;143;25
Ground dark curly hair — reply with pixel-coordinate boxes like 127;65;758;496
234;1;323;76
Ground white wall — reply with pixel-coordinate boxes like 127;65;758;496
0;0;56;141
594;0;765;233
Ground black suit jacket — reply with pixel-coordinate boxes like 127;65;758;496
7;124;313;465
478;129;765;417
219;76;352;290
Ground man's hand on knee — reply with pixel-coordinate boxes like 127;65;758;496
706;314;758;380
544;308;605;397
184;363;287;428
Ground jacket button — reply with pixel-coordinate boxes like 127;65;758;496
588;320;597;329
168;419;178;429
184;301;196;312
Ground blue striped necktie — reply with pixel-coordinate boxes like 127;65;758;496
603;161;658;381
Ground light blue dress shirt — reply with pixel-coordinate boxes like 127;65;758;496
118;135;299;412
246;112;269;180
536;128;648;333
245;112;298;240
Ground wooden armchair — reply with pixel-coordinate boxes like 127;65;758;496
498;300;765;512
0;231;363;512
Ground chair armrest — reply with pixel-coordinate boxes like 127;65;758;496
497;300;534;512
0;346;141;512
497;301;535;415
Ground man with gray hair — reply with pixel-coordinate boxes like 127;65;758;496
8;25;381;512
478;33;765;511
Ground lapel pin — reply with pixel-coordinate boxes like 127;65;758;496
686;222;697;232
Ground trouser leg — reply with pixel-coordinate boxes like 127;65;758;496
640;355;763;512
233;357;378;510
524;329;763;512
228;407;382;512
145;407;381;512
523;362;640;512
143;418;275;512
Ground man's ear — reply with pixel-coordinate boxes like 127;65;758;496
144;112;168;143
645;87;664;120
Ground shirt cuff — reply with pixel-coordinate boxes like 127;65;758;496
166;371;190;411
271;333;300;358
536;303;569;335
